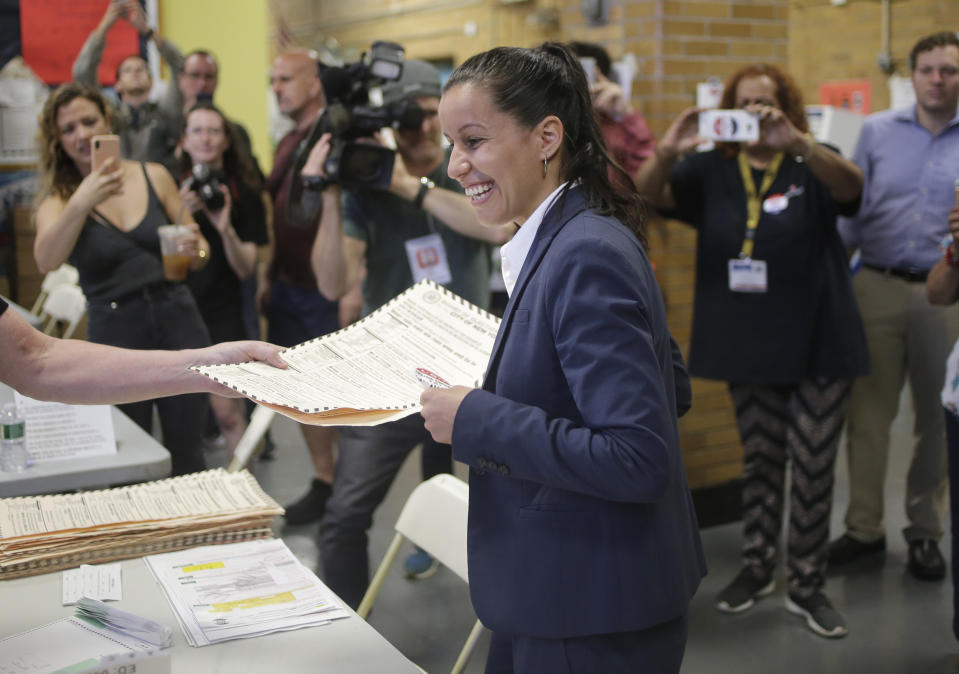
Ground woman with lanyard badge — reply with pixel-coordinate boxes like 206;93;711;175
636;63;868;638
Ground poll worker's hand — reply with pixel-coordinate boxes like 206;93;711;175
590;73;632;119
191;341;288;396
420;386;473;445
75;158;124;212
301;132;332;178
656;106;704;161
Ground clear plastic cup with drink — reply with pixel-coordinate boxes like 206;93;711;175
157;225;194;281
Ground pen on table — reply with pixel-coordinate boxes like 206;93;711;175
416;368;452;390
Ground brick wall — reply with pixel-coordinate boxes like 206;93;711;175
789;0;959;111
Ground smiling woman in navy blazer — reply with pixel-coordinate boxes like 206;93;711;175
420;43;706;674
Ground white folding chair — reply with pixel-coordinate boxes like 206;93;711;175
226;405;276;472
40;283;86;338
358;474;485;674
30;264;79;315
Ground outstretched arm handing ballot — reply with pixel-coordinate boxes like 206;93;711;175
0;297;286;406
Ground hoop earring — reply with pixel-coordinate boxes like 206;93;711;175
542;156;548;179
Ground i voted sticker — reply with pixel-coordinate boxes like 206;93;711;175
762;194;788;214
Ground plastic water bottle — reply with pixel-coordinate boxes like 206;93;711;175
0;403;28;472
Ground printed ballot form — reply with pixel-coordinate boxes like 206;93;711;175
193;280;501;426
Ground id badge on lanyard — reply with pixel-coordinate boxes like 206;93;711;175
405;233;452;285
729;151;783;294
728;258;767;292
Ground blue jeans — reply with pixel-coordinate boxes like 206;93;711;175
266;279;339;347
86;283;210;476
319;414;450;608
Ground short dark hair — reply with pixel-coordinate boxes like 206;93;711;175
909;32;959;71
568;41;613;80
444;43;646;245
184;49;219;73
114;55;148;84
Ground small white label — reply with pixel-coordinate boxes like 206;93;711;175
729;258;768;293
405;234;452;285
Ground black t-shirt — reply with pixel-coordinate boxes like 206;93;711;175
668;148;869;385
186;176;268;325
0;296;7;318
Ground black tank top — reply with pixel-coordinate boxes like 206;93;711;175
70;163;171;302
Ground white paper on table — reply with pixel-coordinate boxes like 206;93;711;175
192;280;500;425
0;616;157;673
144;539;348;646
13;393;116;462
63;563;123;605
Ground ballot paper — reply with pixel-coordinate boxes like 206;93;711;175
192;279;500;427
144;539;349;646
63;563;123;605
13;392;116;463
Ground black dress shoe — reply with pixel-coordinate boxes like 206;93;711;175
283;478;332;525
828;534;886;567
908;539;946;581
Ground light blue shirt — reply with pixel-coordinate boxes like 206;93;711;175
838;105;959;269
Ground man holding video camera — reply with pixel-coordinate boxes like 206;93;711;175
304;59;513;607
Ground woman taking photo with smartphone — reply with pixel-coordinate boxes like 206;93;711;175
635;63;868;638
176;103;269;453
33;82;212;476
419;43;704;672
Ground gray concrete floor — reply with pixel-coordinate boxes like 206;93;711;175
209;388;956;674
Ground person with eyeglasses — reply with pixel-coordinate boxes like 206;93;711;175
71;0;184;168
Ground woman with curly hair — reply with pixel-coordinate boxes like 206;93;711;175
637;63;868;638
33;82;212;476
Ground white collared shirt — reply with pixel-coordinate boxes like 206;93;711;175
500;182;568;297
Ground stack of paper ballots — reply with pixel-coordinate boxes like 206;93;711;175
0;470;283;579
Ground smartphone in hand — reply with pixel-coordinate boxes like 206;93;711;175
698;110;759;142
91;134;121;172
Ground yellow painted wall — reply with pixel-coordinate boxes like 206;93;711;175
158;0;272;172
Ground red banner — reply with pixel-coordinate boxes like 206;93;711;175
21;0;140;86
818;80;872;115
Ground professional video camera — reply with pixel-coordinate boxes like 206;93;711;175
287;41;422;227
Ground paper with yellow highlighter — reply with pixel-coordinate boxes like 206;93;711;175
144;538;347;646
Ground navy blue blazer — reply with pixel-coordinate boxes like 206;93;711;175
452;187;706;639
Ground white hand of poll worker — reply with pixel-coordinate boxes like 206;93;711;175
301;132;332;178
192;341;288;396
590;73;632;119
420;386;473;445
75;158;124;211
748;103;809;155
656;106;705;161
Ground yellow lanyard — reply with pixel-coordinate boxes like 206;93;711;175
736;150;784;259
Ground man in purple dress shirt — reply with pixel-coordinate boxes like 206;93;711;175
831;32;959;582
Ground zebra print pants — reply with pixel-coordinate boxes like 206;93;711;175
728;377;851;598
